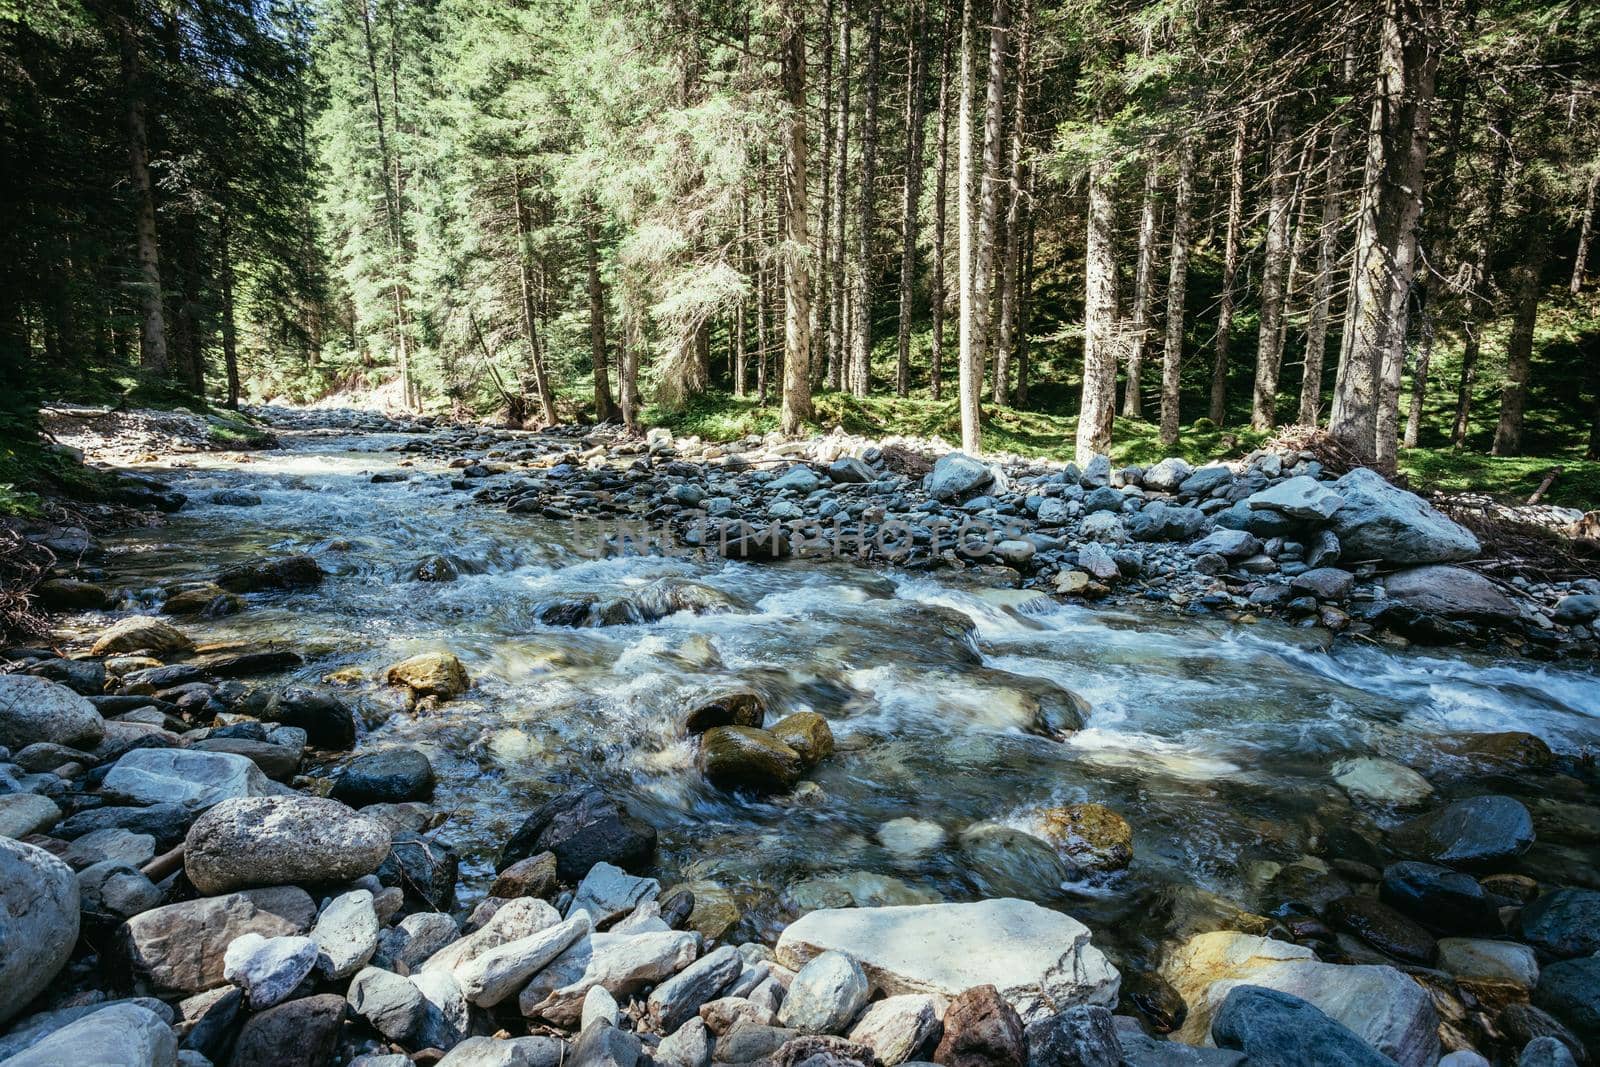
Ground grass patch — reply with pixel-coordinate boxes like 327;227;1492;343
1398;448;1600;511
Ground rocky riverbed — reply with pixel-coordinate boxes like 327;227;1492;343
1;406;1598;1066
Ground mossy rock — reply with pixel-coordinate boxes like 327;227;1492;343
700;725;803;793
386;651;470;699
684;690;766;734
1039;802;1134;872
768;711;835;768
33;578;110;611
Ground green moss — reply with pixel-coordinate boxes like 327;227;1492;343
1397;447;1600;511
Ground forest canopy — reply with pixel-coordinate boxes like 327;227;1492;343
3;0;1598;471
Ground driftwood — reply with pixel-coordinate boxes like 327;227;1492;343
1527;466;1563;505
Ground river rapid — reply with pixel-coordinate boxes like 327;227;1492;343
98;427;1600;976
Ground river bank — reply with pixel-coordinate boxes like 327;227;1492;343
1;406;1598;1066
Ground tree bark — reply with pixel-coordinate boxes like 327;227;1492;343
620;307;641;432
1016;183;1036;404
1159;136;1195;447
895;0;931;398
1124;156;1159;418
220;210;240;409
780;0;814;434
1299;127;1344;425
1252;124;1295;431
1402;298;1432;447
995;0;1032;410
1572;155;1598;294
585;216;619;422
735;188;750;397
512;176;557;425
929;6;954;402
1210;117;1247;423
850;5;882;397
957;0;981;453
1077;152;1119;463
1491;227;1548;456
828;1;851;390
1451;112;1511;445
116;5;167;375
1328;0;1439;465
814;0;833;383
974;0;1009;404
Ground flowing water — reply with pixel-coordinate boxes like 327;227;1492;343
99;429;1600;968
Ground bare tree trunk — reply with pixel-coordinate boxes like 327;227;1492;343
1210;117;1247;423
1078;152;1119;463
736;189;750;397
1299;127;1343;425
974;0;1008;404
957;0;981;453
780;0;814;434
758;166;772;404
828;2;851;390
513;177;557;425
929;7;953;402
1017;187;1035;404
995;0;1032;410
1491;228;1548;456
1252;124;1295;431
1329;0;1439;465
220;210;239;409
1124;158;1159;418
1572;155;1598;294
850;5;882;397
585;216;619;422
117;6;167;375
620;309;641;432
1403;298;1432;447
895;0;930;398
813;1;833;383
1451;115;1511;445
1159;136;1195;447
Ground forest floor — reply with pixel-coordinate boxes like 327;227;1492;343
650;390;1600;511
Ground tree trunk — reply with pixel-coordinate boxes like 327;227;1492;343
829;1;851;391
585;217;619;422
1252;124;1295;431
995;0;1032;410
220;210;240;409
1124;157;1159;418
117;6;167;375
1210;117;1247;423
895;0;930;397
1403;298;1432;447
621;310;641;432
780;0;814;434
1572;155;1598;294
1299;127;1344;425
736;189;750;397
1017;187;1035;404
758;167;772;404
956;0;981;453
929;7;953;402
815;0;834;383
1078;152;1119;463
1328;0;1439;465
1491;228;1548;456
974;0;1009;404
1159;136;1195;447
849;5;882;397
1451;112;1511;445
513;177;557;425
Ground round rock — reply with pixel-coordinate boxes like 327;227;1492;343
0;839;80;1025
330;748;436;805
185;795;393;895
0;674;105;751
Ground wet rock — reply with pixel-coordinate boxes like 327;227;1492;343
1331;757;1433;806
331;747;436;805
161;585;242;617
185;795;392;894
1517;888;1600;959
0;674;106;750
847;995;942;1065
658;1017;714;1067
215;553;325;592
1210;985;1395;1067
1436;937;1539;988
1325;895;1436;964
0;839;79;1026
263;687;357;750
1023;1005;1119;1067
1533;956;1600;1045
1328;468;1479;564
701;725;804;793
118;886;315;995
649;944;744;1033
377;830;459;911
1388;795;1535;870
223;932;318;1009
1378;861;1500;934
779;951;870;1035
878;817;948;857
1434;731;1554;773
228;992;345;1067
415;554;460;581
1;1003;176;1067
1382;566;1517;620
1159;932;1313;1040
493;852;560;900
959;823;1071;898
568;861;660;927
769;712;835;768
927;453;993;502
684;691;766;734
34;577;112;610
386;651;470;699
312;889;380;978
933;984;1025;1067
1519;1037;1580;1067
777;899;1118;1023
91;615;195;656
500;787;657;882
1038;803;1134;872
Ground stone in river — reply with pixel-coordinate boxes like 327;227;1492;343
1382;565;1516;620
878;818;947;858
0;674;105;750
848;995;942;1066
215;553;325;592
117;886;315;995
958;823;1071;899
1517;888;1600;959
1;1003;176;1067
1324;895;1436;965
778;951;870;1035
500;787;657;882
330;747;437;805
1037;803;1134;872
1436;938;1539;989
1331;757;1433;806
0;839;80;1026
103;747;274;810
184;794;392;894
1533;956;1600;1046
223;932;318;1009
1378;861;1500;934
386;651;471;699
90;615;194;656
683;690;766;734
933;984;1025;1067
265;687;358;750
776;899;1118;1024
229;992;346;1067
768;711;836;768
1388;795;1534;870
700;725;804;793
567;861;660;927
1210;985;1397;1067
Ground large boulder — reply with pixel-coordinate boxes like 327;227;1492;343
1518;889;1600;959
1387;795;1534;870
185;795;392;894
1210;986;1396;1067
927;453;994;502
117;885;315;995
500;787;657;882
700;725;804;793
1328;468;1479;564
0;839;80;1026
102;747;274;810
386;651;470;699
0;674;105;750
1382;566;1517;621
1;1003;176;1067
776;899;1118;1023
